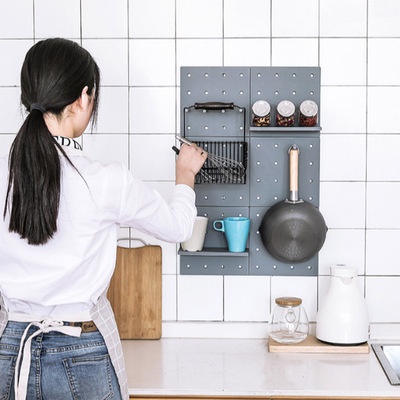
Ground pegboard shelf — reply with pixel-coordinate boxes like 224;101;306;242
250;126;321;132
179;248;249;257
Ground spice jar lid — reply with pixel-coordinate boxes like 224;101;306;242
275;296;302;307
277;100;295;117
300;100;318;117
252;100;271;117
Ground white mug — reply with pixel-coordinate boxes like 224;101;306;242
181;216;208;252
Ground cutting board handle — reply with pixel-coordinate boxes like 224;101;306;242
117;237;148;247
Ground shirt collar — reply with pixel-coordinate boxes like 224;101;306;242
53;136;84;156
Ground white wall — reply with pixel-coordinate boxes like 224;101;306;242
0;0;399;339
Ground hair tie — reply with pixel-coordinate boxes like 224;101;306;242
30;103;47;114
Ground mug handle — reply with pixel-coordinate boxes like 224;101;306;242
213;220;225;232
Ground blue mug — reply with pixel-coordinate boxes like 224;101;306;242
213;217;250;252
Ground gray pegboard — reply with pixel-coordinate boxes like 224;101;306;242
250;67;321;129
180;253;248;275
194;184;249;207
249;137;320;208
179;66;323;277
181;67;250;139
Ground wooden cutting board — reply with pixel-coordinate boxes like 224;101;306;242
268;335;370;354
107;244;162;339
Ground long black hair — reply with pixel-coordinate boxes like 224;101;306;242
3;38;100;245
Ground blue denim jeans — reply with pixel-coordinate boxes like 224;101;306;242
0;321;122;400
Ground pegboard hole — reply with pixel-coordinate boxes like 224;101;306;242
222;90;226;95
257;73;262;77
239;73;244;77
222;125;226;130
204;126;209;130
292;73;297;77
187;90;191;95
309;196;313;201
292;91;296;95
222;72;226;77
310;91;314;95
187;73;191;77
204;90;209;95
239;90;244;95
187;125;191;130
309;179;314;183
274;91;279;95
204;73;209;77
275;73;279;77
257;90;261;95
310;73;314;78
274;178;279;183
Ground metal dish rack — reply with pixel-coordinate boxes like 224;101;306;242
182;102;248;184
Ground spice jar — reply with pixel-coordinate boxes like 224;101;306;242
269;297;309;344
252;100;271;127
299;100;318;127
276;100;295;127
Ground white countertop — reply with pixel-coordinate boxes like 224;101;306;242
122;338;400;398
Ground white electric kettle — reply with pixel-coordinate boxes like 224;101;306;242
316;265;369;345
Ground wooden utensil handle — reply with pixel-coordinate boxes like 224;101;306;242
289;145;299;202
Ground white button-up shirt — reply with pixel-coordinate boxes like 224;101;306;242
0;136;196;320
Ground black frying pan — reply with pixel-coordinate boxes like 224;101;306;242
259;144;327;263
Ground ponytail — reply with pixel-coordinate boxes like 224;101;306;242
4;110;61;244
3;38;100;245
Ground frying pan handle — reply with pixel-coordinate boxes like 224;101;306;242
289;145;299;202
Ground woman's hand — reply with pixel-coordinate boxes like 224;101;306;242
175;143;207;189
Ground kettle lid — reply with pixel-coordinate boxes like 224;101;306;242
330;265;357;278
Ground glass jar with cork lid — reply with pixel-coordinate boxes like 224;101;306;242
269;297;309;344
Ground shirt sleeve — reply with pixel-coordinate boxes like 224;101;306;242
117;167;197;243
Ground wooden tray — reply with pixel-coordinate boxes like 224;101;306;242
268;335;370;354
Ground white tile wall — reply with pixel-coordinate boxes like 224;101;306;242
1;0;400;339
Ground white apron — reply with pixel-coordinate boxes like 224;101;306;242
0;292;129;400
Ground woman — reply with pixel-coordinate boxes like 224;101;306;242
0;38;206;400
